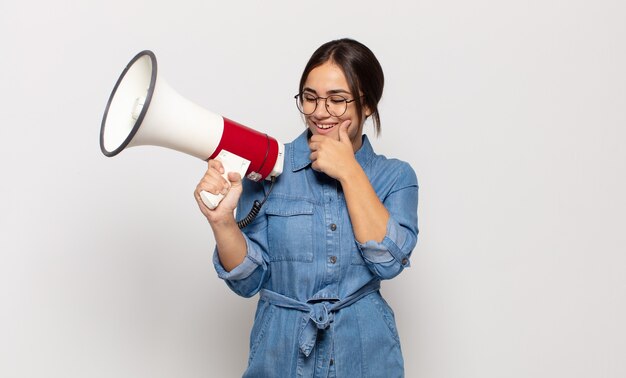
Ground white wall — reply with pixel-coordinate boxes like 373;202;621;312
1;1;625;377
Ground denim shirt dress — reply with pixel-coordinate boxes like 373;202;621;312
213;131;419;378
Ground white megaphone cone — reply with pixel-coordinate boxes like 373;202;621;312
100;50;284;212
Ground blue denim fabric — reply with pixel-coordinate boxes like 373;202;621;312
213;131;419;377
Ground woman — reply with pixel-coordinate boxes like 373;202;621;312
195;38;418;377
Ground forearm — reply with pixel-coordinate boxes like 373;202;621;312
210;216;247;272
339;165;389;243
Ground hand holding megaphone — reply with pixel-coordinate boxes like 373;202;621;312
100;50;284;216
195;158;244;217
198;150;249;210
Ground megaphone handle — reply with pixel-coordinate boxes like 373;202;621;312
199;191;225;210
200;150;251;210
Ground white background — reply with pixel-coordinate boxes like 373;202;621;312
1;1;625;377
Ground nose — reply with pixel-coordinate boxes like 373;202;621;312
312;98;332;118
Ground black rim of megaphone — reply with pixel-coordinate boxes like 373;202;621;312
100;50;157;157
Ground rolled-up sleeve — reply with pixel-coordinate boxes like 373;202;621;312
357;162;419;279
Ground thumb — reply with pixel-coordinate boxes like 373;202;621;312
227;172;243;187
338;120;352;143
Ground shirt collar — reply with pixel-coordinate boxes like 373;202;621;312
290;130;375;172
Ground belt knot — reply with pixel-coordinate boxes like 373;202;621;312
310;302;333;330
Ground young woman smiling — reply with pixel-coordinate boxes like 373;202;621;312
195;38;419;378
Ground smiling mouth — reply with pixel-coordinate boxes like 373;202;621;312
315;122;337;130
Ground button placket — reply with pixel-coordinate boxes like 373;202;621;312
322;181;340;288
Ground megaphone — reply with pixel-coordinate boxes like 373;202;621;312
100;50;284;212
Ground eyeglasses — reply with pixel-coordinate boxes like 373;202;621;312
294;93;362;117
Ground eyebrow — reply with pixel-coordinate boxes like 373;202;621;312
302;87;351;95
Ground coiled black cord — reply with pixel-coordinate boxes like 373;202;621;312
237;176;276;229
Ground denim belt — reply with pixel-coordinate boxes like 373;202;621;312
259;279;381;357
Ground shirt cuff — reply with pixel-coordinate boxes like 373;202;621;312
212;235;264;281
357;218;410;267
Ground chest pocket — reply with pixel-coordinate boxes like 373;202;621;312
265;200;314;262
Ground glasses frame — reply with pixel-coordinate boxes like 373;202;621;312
294;93;363;117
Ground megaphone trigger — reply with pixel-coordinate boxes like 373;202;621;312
200;150;251;210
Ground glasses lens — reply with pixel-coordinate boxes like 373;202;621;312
296;93;318;115
326;95;348;117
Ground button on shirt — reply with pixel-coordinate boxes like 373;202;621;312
213;131;419;378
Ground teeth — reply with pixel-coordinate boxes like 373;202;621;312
317;123;336;130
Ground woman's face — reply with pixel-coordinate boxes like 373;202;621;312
302;61;369;152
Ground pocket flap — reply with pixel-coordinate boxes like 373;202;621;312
265;200;314;217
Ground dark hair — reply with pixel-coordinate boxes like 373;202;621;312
298;38;384;135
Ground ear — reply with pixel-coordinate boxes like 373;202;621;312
363;105;373;118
